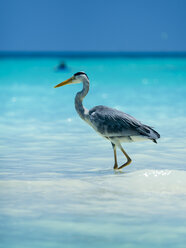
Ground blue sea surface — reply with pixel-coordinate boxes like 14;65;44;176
0;55;186;247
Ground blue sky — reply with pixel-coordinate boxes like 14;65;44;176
0;0;186;52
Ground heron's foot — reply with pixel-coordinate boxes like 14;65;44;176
113;163;118;170
118;158;132;170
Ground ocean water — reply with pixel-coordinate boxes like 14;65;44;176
0;55;186;248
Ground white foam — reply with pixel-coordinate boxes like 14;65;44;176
118;169;186;195
1;169;186;218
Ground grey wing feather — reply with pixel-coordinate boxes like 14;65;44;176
89;105;160;140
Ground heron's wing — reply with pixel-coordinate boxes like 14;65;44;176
89;105;160;139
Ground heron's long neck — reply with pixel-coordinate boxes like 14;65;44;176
75;78;89;120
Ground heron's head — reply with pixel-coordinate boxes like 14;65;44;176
54;71;89;88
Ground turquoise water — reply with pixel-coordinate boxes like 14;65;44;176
0;56;186;247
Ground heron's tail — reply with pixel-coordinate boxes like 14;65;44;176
138;125;160;142
146;126;160;143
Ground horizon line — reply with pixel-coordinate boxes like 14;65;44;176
1;51;186;58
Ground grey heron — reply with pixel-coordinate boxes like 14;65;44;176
54;72;160;170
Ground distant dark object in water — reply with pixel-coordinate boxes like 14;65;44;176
55;62;68;71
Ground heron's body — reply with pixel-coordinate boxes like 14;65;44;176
54;72;160;170
87;105;159;144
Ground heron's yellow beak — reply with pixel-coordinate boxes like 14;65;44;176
54;76;75;88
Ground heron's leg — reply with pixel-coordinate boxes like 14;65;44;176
118;144;132;170
111;143;118;169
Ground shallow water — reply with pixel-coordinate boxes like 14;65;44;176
0;56;186;247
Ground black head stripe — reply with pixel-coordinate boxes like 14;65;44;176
74;71;89;79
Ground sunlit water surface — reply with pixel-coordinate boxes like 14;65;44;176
0;56;186;247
